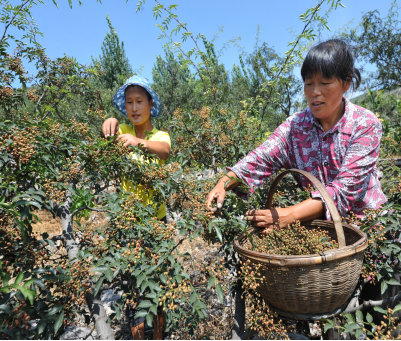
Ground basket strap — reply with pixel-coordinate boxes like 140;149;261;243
265;169;346;249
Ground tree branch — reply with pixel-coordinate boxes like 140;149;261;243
155;0;214;86
71;205;113;217
0;0;31;45
100;281;129;293
169;235;187;254
342;291;401;315
36;87;48;114
161;33;205;84
252;0;326;135
232;279;246;340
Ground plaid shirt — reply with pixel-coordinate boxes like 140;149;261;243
229;98;387;220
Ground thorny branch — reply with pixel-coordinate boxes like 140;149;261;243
71;205;113;217
155;0;214;87
252;0;327;138
160;33;205;84
0;0;31;45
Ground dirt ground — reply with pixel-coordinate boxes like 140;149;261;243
32;210;63;237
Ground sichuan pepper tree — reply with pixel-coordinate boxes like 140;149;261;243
0;116;215;339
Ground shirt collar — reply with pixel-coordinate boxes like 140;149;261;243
302;97;354;134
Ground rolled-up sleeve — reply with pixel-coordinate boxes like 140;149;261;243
228;119;293;193
311;120;383;220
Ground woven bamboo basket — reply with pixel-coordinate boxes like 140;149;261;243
233;169;368;315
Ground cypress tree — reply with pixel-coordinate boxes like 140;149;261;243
92;15;133;89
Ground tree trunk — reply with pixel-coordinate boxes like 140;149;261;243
232;279;246;340
58;191;115;340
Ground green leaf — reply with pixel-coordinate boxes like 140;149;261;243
366;312;373;323
134;310;148;319
0;304;11;315
344;323;361;334
150;304;158;315
345;313;355;323
386;278;400;286
381;281;388;295
137;300;153;309
207;276;216;290
92;265;108;272
137;273;145;287
54;310;64;333
146;312;153;327
2;273;10;286
190;292;197;304
148;280;161;292
33;279;46;289
216;283;224;304
105;268;113;282
392;304;401;314
214;225;223;243
94;276;105;297
47;304;64;316
373;306;387;314
23;279;35;288
14;272;24;285
323;319;335;333
37;319;47;334
356;310;363;322
24;288;36;305
33;267;48;274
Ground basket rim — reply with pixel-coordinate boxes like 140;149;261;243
233;219;368;267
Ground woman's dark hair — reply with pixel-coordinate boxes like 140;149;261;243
301;39;361;90
124;84;153;103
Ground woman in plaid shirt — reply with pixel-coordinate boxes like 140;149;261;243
207;39;386;229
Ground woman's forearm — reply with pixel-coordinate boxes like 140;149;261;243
247;197;325;229
276;198;325;227
216;171;241;191
287;197;325;222
139;140;170;160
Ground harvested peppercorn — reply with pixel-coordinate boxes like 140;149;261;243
251;220;338;255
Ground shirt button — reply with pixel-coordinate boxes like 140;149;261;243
323;136;327;141
324;161;328;167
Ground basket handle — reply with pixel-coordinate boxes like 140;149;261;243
265;169;346;249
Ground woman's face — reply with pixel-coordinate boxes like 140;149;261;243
304;72;351;121
125;86;153;126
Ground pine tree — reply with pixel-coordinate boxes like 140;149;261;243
92;15;133;89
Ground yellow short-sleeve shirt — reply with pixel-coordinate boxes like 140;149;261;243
119;124;171;219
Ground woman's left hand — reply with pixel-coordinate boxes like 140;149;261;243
246;198;325;233
116;133;144;148
246;208;293;232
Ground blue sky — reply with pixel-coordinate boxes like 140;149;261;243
14;0;397;83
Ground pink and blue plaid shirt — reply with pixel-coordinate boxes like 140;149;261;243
229;98;387;220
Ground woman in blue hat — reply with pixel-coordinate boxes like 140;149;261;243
102;75;170;339
103;75;171;221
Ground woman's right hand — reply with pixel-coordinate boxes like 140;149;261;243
206;172;239;213
206;183;226;214
102;118;119;137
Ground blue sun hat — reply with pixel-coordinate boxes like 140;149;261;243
112;75;161;118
